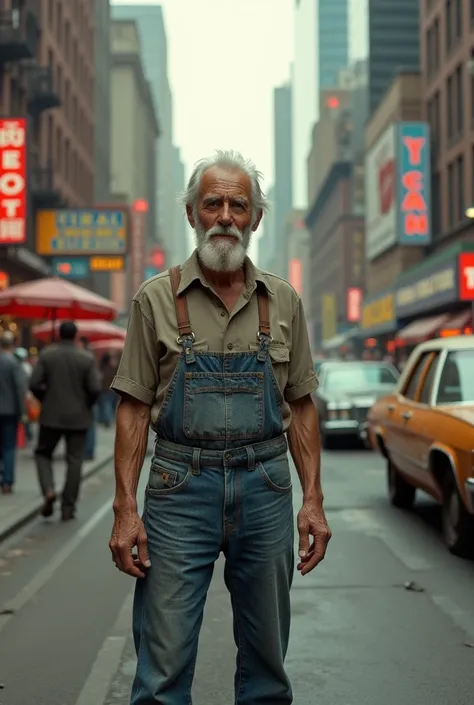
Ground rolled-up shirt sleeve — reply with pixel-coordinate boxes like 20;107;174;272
110;296;159;405
285;296;319;402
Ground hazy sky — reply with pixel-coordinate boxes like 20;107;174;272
112;0;367;256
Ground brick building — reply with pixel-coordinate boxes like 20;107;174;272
0;0;95;285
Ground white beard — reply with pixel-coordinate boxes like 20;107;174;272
194;221;252;272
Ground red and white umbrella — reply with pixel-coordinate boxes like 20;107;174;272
89;338;125;353
33;319;126;343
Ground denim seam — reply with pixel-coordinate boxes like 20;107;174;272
230;585;245;704
132;502;149;700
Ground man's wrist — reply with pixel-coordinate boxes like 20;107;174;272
113;496;138;514
303;487;324;505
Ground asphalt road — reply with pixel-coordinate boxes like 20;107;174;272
1;444;474;705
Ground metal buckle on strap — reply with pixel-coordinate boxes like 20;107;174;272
257;331;273;342
177;332;195;345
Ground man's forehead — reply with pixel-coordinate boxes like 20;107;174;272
199;166;251;198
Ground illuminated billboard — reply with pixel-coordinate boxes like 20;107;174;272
36;209;127;256
0;118;27;245
365;121;431;261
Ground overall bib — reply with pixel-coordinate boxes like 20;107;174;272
131;267;294;705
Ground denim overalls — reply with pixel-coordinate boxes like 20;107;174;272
131;266;294;705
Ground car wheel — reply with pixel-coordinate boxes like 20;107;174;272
441;475;474;558
387;459;416;509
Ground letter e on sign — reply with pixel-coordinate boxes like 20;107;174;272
458;253;474;300
0;118;27;245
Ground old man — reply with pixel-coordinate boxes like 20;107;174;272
109;150;331;705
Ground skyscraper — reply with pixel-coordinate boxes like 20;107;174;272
292;0;349;208
112;4;176;263
273;82;293;277
368;0;419;116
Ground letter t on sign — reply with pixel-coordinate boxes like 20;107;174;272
464;267;474;290
403;137;425;165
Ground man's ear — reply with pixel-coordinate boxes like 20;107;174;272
251;209;263;232
186;204;195;228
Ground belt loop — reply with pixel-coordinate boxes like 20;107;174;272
245;445;256;472
191;448;201;475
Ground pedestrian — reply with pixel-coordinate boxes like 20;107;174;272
78;336;97;460
0;333;26;494
14;346;35;443
30;321;101;520
98;352;119;427
109;150;331;705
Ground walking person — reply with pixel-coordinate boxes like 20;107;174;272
109;150;331;704
30;321;101;520
0;333;26;493
98;353;119;427
78;336;97;460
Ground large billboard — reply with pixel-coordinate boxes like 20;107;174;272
365;122;431;261
36;209;127;255
0;118;27;245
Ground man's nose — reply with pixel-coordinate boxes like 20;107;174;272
218;204;232;225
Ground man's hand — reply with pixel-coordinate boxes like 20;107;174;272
297;498;331;575
109;508;151;579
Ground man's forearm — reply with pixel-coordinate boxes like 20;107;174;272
113;395;151;512
287;395;323;502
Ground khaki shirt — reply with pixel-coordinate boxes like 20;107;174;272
111;250;318;432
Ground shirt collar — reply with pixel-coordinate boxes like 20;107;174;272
177;249;274;296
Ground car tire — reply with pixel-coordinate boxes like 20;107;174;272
387;459;416;509
441;475;474;558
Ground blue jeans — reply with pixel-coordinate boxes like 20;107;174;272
98;390;117;426
131;437;294;705
0;414;19;486
84;406;98;459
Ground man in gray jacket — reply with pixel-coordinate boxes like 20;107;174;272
0;333;25;493
30;321;101;520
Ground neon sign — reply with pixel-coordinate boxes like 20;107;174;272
397;122;431;245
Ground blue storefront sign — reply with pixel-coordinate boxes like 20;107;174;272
395;254;458;318
52;257;89;279
397;122;431;247
37;209;127;255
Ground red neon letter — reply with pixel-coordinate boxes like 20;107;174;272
401;170;423;191
403;137;425;165
401;191;427;211
404;214;428;235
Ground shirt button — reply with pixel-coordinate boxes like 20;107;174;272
227;343;233;350
220;311;225;317
225;452;232;460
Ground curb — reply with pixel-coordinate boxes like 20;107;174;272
0;453;114;544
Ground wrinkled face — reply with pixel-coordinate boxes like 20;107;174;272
187;166;262;272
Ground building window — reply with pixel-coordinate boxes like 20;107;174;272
446;0;452;52
456;155;464;221
456;64;464;134
455;0;462;38
427;26;433;77
448;161;455;227
447;74;454;140
471;0;474;24
433;19;440;73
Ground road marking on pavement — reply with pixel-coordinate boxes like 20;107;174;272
75;590;134;705
0;498;112;635
432;594;474;642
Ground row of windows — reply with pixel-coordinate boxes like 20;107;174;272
426;0;471;79
46;114;93;204
431;146;474;237
426;59;474;150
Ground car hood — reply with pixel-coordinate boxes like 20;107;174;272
437;404;474;425
324;386;396;405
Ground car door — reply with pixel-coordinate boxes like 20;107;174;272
386;351;434;480
414;352;443;493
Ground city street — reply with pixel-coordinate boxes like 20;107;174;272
1;445;474;705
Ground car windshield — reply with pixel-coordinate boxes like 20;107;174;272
436;350;474;404
324;364;398;391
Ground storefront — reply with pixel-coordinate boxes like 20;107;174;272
394;243;474;350
359;289;398;359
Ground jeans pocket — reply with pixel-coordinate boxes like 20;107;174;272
257;455;292;493
146;456;192;496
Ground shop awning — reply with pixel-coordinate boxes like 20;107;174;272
441;309;472;332
396;313;450;344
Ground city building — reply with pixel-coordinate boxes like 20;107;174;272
292;0;349;207
319;0;348;88
92;0;112;298
305;161;364;351
112;4;177;265
110;19;159;308
284;209;311;312
257;185;275;271
0;0;95;286
368;0;420;116
172;145;189;264
272;80;293;278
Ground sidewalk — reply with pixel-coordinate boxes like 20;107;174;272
0;425;116;542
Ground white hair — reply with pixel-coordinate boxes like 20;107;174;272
179;149;270;218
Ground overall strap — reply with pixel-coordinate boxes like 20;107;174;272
257;288;271;338
169;266;193;338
